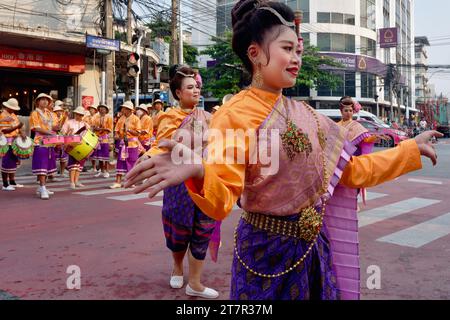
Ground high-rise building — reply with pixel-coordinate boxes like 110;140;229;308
414;36;431;104
214;0;417;122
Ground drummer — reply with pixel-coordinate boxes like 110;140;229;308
83;105;99;173
29;93;59;200
61;106;90;190
53;101;69;178
150;99;165;135
0;98;26;191
136;104;154;152
110;101;141;189
92;104;113;179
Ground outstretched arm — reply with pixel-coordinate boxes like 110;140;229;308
340;131;442;188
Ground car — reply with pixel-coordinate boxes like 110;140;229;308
357;119;408;147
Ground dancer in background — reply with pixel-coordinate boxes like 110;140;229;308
92;104;113;179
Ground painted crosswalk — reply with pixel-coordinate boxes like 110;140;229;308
377;213;450;248
10;176;450;249
358;198;441;228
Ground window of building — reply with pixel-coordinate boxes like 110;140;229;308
344;14;355;25
331;13;344;24
318;72;355;97
317;12;331;23
361;72;376;98
360;37;376;57
317;33;355;53
285;0;310;23
361;0;376;30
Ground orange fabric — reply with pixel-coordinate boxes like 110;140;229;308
340;139;422;188
364;135;377;143
83;113;99;126
185;88;423;221
115;114;141;148
185;88;279;221
145;108;193;157
152;111;165;132
92;114;113;138
139;114;154;142
0;111;20;138
29;109;53;144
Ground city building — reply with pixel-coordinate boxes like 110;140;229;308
215;0;418;122
415;36;431;104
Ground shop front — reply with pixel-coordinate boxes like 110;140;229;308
0;46;85;116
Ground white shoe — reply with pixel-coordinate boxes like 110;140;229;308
109;183;122;189
75;182;85;187
36;187;55;195
95;171;102;178
2;185;16;191
11;184;24;188
170;275;184;289
185;284;219;299
60;173;68;178
40;188;50;200
103;172;110;178
70;183;76;190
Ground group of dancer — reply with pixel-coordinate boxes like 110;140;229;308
0;92;167;199
123;0;441;300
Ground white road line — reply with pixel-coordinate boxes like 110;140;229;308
358;198;441;228
408;178;443;185
20;177;115;187
73;188;130;196
144;201;163;207
377;213;450;248
107;191;164;201
50;183;115;192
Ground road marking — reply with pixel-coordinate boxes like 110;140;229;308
50;182;115;192
145;201;163;207
358;198;441;228
377;212;450;248
408;178;443;185
19;177;114;187
107;191;163;201
73;188;130;196
358;192;388;203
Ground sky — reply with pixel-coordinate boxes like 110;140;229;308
414;0;450;97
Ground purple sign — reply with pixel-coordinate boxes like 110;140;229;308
379;28;398;48
320;52;387;76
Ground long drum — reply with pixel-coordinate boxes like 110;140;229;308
12;136;34;159
42;135;65;147
66;129;99;161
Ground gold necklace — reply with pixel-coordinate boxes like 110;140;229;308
233;98;330;279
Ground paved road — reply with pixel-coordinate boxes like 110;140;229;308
1;140;449;300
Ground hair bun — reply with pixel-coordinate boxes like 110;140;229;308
231;0;261;28
168;64;180;81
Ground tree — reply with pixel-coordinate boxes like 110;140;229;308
199;31;343;101
200;32;242;101
183;43;199;67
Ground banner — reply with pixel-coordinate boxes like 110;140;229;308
379;28;398;48
0;46;85;74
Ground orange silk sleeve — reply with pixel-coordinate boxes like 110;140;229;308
185;89;276;221
340;139;422;188
145;110;184;157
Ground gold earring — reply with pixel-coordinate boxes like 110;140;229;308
252;62;263;88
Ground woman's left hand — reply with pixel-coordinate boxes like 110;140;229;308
414;130;443;166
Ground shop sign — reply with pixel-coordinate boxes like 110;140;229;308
0;46;85;73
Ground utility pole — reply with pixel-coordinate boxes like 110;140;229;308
171;0;179;65
127;0;133;45
105;0;114;116
178;1;184;65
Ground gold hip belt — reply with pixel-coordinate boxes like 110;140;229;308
241;206;324;242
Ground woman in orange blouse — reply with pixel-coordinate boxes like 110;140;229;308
125;1;441;300
92;104;113;178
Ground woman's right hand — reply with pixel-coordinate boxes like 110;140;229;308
124;139;204;198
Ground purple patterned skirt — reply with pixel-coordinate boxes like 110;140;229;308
93;143;110;162
32;146;57;176
162;182;216;261
1;147;19;174
230;214;341;300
